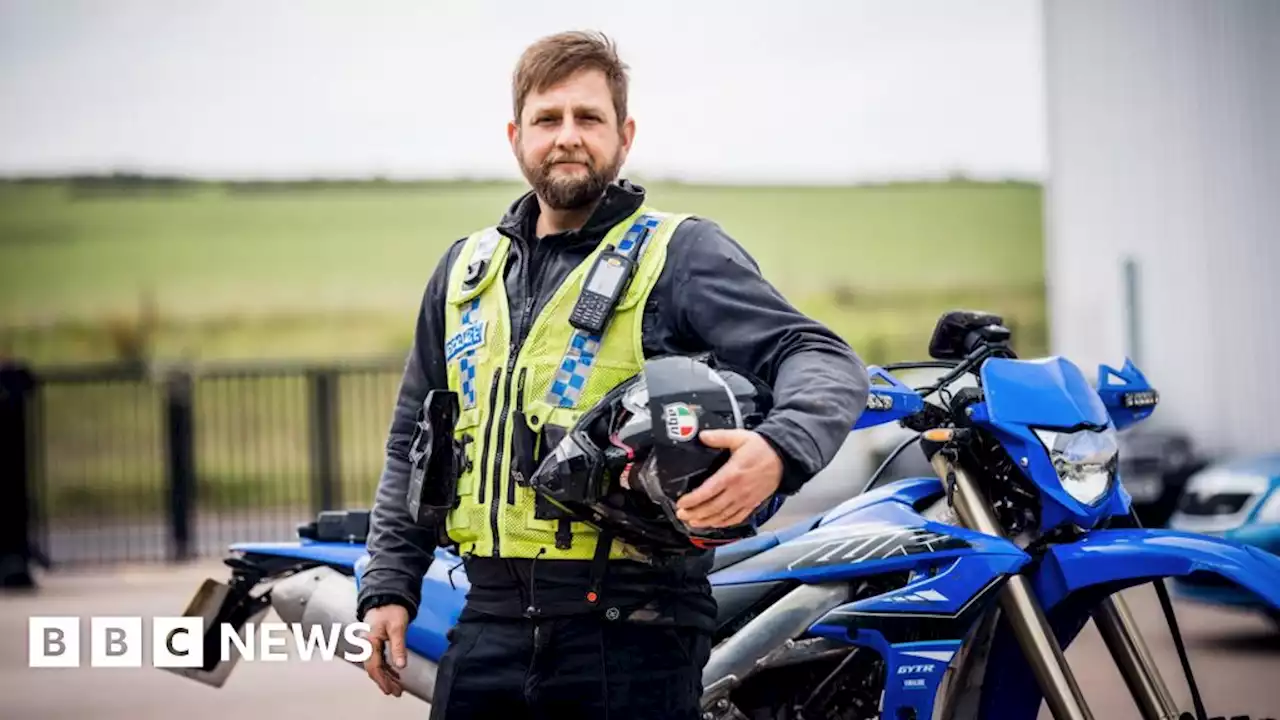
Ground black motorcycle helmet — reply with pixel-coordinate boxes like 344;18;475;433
529;354;776;554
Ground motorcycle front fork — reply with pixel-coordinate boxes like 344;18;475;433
930;455;1183;720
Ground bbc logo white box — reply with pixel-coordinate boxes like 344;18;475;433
91;617;143;668
155;614;207;666
153;617;204;668
29;617;80;668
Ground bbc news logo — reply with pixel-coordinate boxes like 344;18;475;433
28;617;373;668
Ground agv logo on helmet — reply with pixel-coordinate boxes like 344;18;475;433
663;403;699;442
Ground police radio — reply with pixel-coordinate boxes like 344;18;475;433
568;248;636;335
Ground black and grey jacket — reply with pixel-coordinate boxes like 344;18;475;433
357;180;870;630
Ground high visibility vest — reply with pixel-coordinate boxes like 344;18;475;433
441;205;691;560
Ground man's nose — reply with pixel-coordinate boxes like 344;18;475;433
555;117;584;148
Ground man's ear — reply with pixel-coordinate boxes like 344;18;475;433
507;120;519;155
619;116;636;157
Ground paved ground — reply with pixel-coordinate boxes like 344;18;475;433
0;561;423;720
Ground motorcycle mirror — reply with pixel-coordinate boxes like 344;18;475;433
928;309;1008;360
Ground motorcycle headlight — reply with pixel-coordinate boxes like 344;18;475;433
1033;427;1119;505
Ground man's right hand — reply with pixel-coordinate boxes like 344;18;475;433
363;604;410;697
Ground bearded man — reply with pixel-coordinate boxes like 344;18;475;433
357;30;868;720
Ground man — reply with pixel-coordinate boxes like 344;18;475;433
358;30;869;719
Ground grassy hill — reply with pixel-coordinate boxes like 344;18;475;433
0;177;1045;366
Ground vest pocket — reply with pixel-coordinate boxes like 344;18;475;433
445;413;482;533
453;425;479;497
507;368;533;505
510;418;536;501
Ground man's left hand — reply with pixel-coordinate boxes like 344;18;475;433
675;429;782;528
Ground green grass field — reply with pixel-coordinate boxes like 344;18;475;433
1;177;1046;518
0;178;1045;366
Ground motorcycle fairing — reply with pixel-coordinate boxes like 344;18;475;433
975;357;1133;533
829;554;1022;624
806;557;1013;693
710;482;1028;587
843;632;961;720
980;356;1110;430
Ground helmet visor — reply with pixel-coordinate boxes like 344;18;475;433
633;452;700;529
530;429;602;500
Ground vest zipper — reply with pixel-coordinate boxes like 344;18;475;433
475;368;502;504
489;298;536;556
509;367;528;506
489;351;515;556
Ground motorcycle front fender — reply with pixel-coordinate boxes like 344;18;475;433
974;528;1280;720
1032;528;1280;612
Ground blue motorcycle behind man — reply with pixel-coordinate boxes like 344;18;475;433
163;311;1280;720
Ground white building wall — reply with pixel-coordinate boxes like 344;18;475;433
1042;0;1280;455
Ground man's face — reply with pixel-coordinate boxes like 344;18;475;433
509;68;635;211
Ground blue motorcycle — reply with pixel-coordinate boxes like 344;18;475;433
165;311;1280;720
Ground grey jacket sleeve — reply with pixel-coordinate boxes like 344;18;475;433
357;241;464;619
665;219;870;493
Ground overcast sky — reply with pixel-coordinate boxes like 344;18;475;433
0;0;1046;183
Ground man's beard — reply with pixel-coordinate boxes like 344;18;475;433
519;145;624;211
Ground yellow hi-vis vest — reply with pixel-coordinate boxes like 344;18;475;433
441;206;691;560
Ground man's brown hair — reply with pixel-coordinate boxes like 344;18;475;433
512;30;630;126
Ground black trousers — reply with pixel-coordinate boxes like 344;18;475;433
428;613;713;720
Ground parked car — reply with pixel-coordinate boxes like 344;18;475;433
1167;452;1280;628
1113;426;1209;527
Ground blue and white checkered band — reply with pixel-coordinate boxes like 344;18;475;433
455;299;484;408
545;213;663;408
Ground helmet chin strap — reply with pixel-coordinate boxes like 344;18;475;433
607;430;636;458
607;427;638;488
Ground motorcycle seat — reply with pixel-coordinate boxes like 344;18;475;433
709;532;780;573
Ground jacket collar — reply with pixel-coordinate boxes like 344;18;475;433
497;180;647;247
